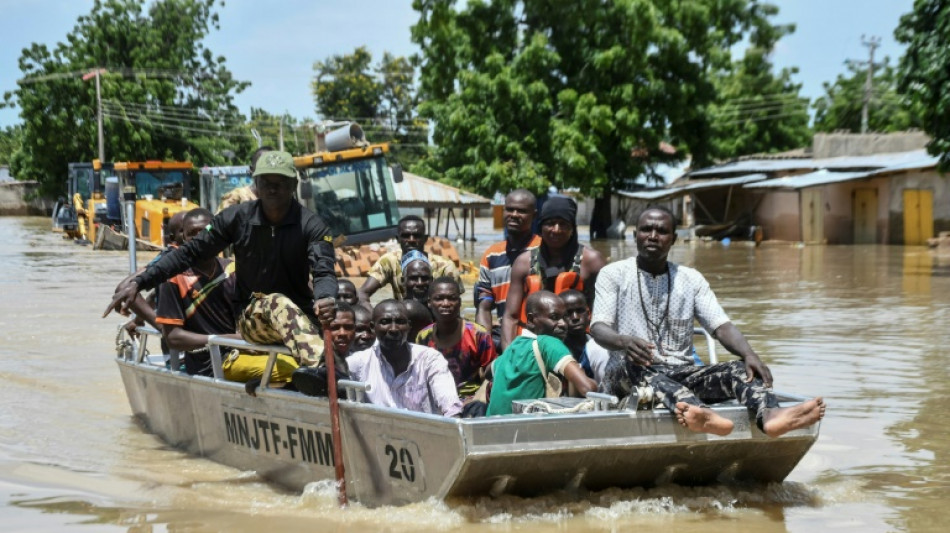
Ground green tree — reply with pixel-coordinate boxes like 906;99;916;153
813;58;921;133
312;46;382;121
1;0;250;196
312;48;427;168
709;11;811;159
895;0;949;167
412;0;788;235
0;125;23;166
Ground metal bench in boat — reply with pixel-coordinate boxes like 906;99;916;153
114;326;819;507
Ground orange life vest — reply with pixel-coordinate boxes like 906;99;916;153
519;246;584;326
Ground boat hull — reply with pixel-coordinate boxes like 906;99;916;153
117;359;818;506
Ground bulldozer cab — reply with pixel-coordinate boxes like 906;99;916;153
110;161;199;247
294;123;402;246
199;165;253;214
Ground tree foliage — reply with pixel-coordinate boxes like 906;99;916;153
813;58;922;134
312;47;428;168
0;125;23;166
1;0;250;196
411;0;791;200
708;9;811;160
895;0;950;167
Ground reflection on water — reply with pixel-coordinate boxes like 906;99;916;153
1;217;949;532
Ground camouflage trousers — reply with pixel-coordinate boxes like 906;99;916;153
238;293;325;367
602;359;779;429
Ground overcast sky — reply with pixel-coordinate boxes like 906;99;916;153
0;0;915;129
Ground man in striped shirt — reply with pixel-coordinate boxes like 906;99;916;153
475;189;541;349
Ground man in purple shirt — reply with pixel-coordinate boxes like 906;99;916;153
347;300;462;417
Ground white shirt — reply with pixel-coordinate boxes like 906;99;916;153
591;257;730;366
347;343;463;417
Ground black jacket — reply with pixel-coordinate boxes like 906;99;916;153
135;200;337;318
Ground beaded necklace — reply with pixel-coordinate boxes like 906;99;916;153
636;262;671;356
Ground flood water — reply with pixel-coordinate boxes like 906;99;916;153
1;215;948;532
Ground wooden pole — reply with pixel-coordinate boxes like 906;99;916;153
323;328;347;506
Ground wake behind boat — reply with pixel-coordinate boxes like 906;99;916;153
115;327;819;507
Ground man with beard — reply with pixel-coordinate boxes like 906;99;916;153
487;291;597;416
347;300;462;416
591;206;825;437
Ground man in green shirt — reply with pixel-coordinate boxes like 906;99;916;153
487;291;597;416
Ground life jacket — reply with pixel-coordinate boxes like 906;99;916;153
519;246;584;326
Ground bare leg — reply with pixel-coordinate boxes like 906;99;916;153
675;402;735;436
762;397;825;438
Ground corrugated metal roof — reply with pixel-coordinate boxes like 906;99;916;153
618;173;767;200
743;152;939;190
743;170;871;190
394;172;491;208
688;148;934;177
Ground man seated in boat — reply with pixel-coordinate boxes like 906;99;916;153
348;300;463;417
153;208;243;376
502;196;606;350
120;209;187;346
487;291;597;416
104;150;339;371
291;303;358;396
336;279;359;307
591;206;825;437
350;305;376;353
357;215;461;306
559;289;611;385
415;277;497;401
403;253;434;306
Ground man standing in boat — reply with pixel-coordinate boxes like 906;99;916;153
591;206;825;437
502;195;606;349
104;150;339;369
475;189;542;351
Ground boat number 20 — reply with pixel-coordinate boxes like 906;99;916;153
384;444;416;482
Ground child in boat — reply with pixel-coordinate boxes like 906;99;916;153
486;291;596;416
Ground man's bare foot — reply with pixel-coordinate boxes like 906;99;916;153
674;402;734;436
762;397;825;438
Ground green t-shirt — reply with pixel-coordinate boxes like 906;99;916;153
486;334;574;416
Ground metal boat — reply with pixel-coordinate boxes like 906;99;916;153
115;328;820;507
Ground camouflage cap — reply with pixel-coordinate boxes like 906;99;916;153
252;150;297;179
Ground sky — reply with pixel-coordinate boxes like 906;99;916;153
0;0;916;130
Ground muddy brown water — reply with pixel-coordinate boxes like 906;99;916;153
1;216;948;532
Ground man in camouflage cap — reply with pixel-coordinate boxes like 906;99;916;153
106;150;341;372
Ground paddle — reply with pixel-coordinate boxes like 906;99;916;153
323;327;347;506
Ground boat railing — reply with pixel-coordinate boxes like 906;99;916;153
122;325;374;401
695;327;719;364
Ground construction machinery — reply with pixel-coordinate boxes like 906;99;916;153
52;159;199;249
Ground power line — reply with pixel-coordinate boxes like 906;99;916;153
713;110;810;127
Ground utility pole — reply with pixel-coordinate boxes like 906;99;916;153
859;35;881;134
82;68;107;162
279;115;285;151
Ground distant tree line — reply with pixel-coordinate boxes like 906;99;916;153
2;0;946;202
